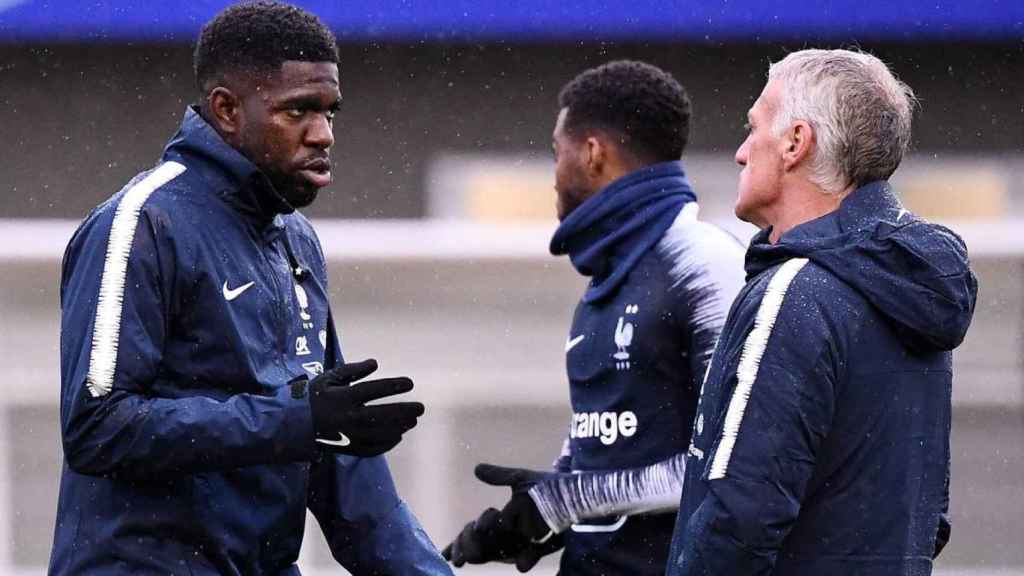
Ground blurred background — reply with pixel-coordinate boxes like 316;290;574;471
0;1;1021;574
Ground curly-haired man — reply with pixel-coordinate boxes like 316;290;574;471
49;3;450;574
443;60;746;576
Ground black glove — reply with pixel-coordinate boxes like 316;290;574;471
474;463;554;541
442;507;563;572
443;507;526;567
305;358;424;457
442;463;563;572
510;534;564;573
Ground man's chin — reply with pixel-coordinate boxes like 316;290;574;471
555;195;579;222
734;201;769;229
734;204;752;223
284;186;319;209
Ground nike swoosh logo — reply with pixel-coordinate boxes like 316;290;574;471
897;208;909;222
316;432;352;447
222;280;255;301
565;334;585;352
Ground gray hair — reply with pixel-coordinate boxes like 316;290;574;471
768;49;917;194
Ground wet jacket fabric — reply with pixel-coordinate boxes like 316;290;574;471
550;162;746;575
49;107;450;575
668;181;978;576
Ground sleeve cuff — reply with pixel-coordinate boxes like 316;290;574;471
275;381;318;461
528;483;571;534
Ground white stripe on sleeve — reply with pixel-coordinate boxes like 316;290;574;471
86;161;186;398
529;452;687;533
708;257;808;480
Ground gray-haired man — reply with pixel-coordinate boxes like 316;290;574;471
667;49;977;576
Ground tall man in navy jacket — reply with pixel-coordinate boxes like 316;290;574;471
50;3;450;574
443;61;746;574
668;49;978;576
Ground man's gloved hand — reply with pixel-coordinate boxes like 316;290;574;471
474;463;554;541
442;507;564;572
305;358;424;457
443;507;526;567
511;534;565;573
442;463;563;572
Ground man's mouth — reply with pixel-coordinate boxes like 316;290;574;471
298;158;331;188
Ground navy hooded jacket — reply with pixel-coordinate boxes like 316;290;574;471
667;181;978;576
49;108;451;575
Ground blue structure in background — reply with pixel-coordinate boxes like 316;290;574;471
0;0;1021;42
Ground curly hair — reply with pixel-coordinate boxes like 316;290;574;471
194;1;338;95
558;60;691;163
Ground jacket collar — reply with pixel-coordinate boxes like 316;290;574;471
756;180;902;248
549;161;696;303
746;179;977;352
835;180;904;233
162;106;294;225
747;181;904;276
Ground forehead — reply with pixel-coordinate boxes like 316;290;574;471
553;107;570;138
750;79;781;119
258;60;339;96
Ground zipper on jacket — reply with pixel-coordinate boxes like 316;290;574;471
257;228;291;361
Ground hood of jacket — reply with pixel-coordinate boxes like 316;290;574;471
746;180;978;352
162;106;294;223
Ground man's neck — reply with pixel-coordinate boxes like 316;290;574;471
767;182;847;243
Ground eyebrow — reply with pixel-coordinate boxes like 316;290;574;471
279;93;341;110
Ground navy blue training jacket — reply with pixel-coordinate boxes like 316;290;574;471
550;162;746;575
49;107;450;575
668;181;978;576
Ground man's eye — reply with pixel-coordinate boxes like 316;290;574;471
286;108;305;119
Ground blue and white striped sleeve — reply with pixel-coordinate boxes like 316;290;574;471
528;452;686;533
658;208;746;388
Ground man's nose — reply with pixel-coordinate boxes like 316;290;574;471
735;141;748;166
306;114;334;149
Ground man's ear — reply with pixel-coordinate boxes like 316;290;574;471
782;120;815;172
583;135;608;177
206;86;243;137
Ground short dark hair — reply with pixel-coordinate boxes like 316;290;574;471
558;60;691;163
194;1;338;95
